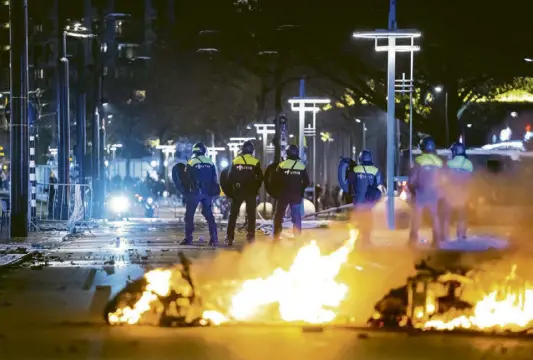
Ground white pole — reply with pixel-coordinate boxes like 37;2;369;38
312;110;317;206
386;36;396;230
363;120;367;149
409;37;414;167
299;107;305;160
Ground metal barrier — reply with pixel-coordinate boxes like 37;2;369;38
35;182;93;231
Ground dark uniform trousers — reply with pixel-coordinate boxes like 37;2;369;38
227;195;256;240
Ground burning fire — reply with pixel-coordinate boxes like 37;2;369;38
108;229;358;326
424;265;533;332
108;269;173;325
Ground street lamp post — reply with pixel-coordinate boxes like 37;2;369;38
58;25;96;219
320;132;334;186
9;0;30;237
206;147;226;172
228;137;256;158
227;142;240;159
254;124;275;212
434;86;449;147
355;118;367;149
288;98;331;161
353;26;420;230
254;124;276;167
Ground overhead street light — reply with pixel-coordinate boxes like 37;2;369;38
352;3;421;230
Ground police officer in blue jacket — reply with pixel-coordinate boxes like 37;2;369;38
442;142;474;241
347;150;383;246
408;136;445;247
225;141;263;246
180;142;220;246
273;144;310;241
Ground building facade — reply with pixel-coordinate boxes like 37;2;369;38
0;0;175;163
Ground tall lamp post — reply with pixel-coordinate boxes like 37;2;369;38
254;124;275;211
58;24;96;218
254;124;276;167
228;137;255;158
320;132;334;186
288;98;331;161
352;25;420;230
288;99;329;206
355;118;367;149
206;147;226;172
227;142;240;159
9;0;30;237
434;86;449;147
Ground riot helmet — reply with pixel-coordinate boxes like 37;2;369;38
419;136;436;153
241;140;255;155
358;149;373;165
450;142;466;157
192;142;207;156
285;144;300;160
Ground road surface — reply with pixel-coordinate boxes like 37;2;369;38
0;220;527;359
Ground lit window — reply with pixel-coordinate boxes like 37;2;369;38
35;68;44;79
34;24;43;32
103;66;108;76
2;45;10;51
3;22;9;29
101;42;107;53
134;90;146;102
115;21;123;35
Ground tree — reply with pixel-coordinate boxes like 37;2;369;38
106;102;149;177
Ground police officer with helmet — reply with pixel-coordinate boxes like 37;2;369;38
272;144;310;241
180;142;220;246
442;142;473;241
408;136;445;247
347;149;383;246
225;140;263;246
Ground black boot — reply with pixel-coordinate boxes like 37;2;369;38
180;238;193;246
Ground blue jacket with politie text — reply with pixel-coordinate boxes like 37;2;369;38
274;159;310;203
408;153;445;202
348;163;383;204
445;155;473;205
229;153;263;195
186;155;219;196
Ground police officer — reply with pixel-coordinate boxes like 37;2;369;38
180;142;219;246
225;141;263;246
408;136;445;247
273;144;310;241
348;150;383;246
442;142;473;241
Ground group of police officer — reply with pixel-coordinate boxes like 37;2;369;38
176;141;309;246
346;136;474;248
175;135;472;248
408;136;474;247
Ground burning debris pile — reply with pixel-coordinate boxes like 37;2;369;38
106;229;359;326
369;261;533;334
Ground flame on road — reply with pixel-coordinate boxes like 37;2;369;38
205;229;358;324
108;229;358;326
424;265;533;332
108;269;172;325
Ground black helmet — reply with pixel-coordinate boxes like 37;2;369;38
450;142;466;157
285;144;299;159
241;140;255;155
358;149;373;164
192;142;206;156
419;136;436;153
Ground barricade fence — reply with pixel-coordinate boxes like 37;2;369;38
35;182;93;231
